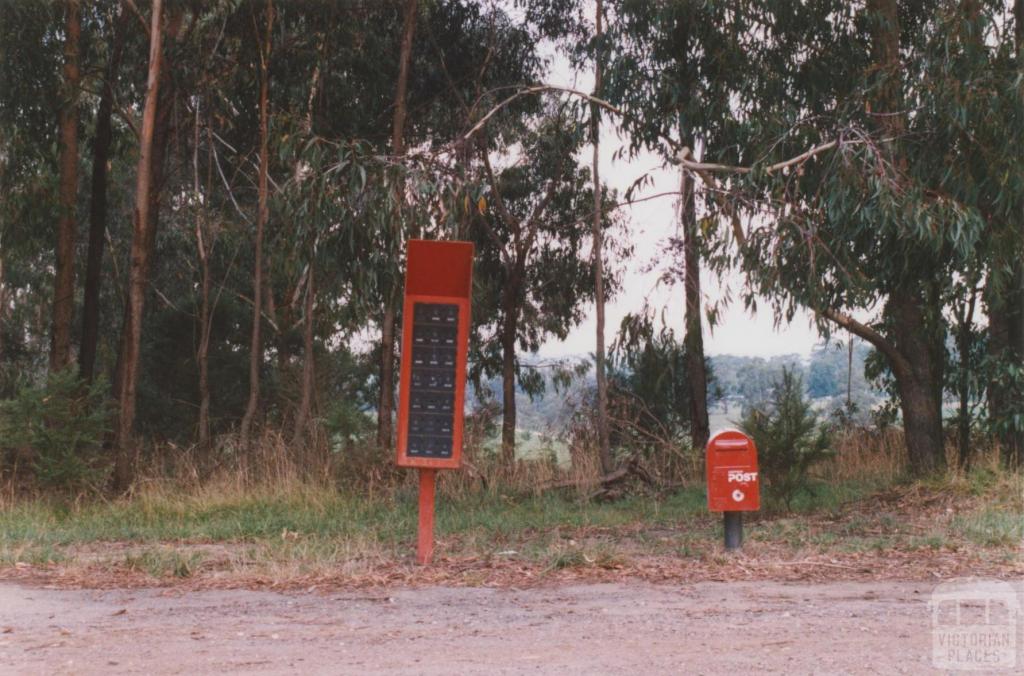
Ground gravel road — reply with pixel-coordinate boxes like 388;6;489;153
0;580;1012;674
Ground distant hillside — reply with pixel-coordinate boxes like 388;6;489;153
473;341;882;434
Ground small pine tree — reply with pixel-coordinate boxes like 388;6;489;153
740;368;832;511
0;371;112;493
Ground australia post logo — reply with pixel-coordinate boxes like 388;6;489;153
727;470;758;484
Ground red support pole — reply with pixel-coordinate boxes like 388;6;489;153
417;469;436;564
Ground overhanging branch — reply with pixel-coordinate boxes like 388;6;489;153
820;307;909;379
673;141;839;175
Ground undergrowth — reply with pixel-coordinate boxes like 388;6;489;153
0;431;1018;580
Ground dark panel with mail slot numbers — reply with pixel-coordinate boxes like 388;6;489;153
406;302;459;458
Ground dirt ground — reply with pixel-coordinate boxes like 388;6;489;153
2;578;1010;675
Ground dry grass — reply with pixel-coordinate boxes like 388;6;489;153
826;427;907;483
2;422;1020;590
824;426;1006;486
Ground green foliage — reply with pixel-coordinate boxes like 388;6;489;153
0;371;112;493
740;368;832;511
468;103;626;399
986;357;1024;441
2;0;1019;491
610;310;695;450
322;396;375;456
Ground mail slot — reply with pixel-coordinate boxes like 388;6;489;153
706;429;760;512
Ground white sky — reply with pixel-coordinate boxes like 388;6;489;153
537;47;823;359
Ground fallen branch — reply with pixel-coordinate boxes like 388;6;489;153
775;560;860;570
537;455;656;501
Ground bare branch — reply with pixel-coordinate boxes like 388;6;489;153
820;307;907;378
209;127;252;224
463;84;625;142
673;140;838;175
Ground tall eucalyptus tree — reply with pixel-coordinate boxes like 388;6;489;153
50;0;80;373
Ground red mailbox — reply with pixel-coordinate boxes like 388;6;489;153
706;429;760;512
395;239;474;565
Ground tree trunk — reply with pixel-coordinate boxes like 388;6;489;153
500;302;518;469
194;107;212;450
391;0;417;158
273;288;291;379
113;0;164;490
888;288;946;474
680;164;710;450
869;0;944;473
499;269;522;469
196;238;212;449
376;0;419;449
987;303;1008;429
895;371;945;475
240;0;274;450
823;291;946;476
377;297;397;449
0;253;6;364
985;273;1022;471
292;266;315;448
1005;264;1024;468
590;0;613;475
1004;0;1024;468
847;335;853;407
79;6;128;383
955;289;976;470
50;0;81;374
868;0;902;138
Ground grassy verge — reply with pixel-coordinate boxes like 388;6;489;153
0;471;1019;583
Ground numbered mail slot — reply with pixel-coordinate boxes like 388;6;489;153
706;429;760;512
414;303;458;326
411;346;456;369
412;324;457;348
411;369;455;392
407;434;453;458
409;412;453;437
410;390;454;414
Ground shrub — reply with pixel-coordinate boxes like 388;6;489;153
740;368;832;510
0;370;112;493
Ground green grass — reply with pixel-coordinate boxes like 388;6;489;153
0;542;68;566
124;548;204;578
951;508;1024;547
0;486;709;548
766;477;890;514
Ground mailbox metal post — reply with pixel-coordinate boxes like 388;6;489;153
706;429;760;552
396;240;474;565
723;511;742;551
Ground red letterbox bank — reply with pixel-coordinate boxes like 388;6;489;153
706;429;760;550
395;239;474;564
